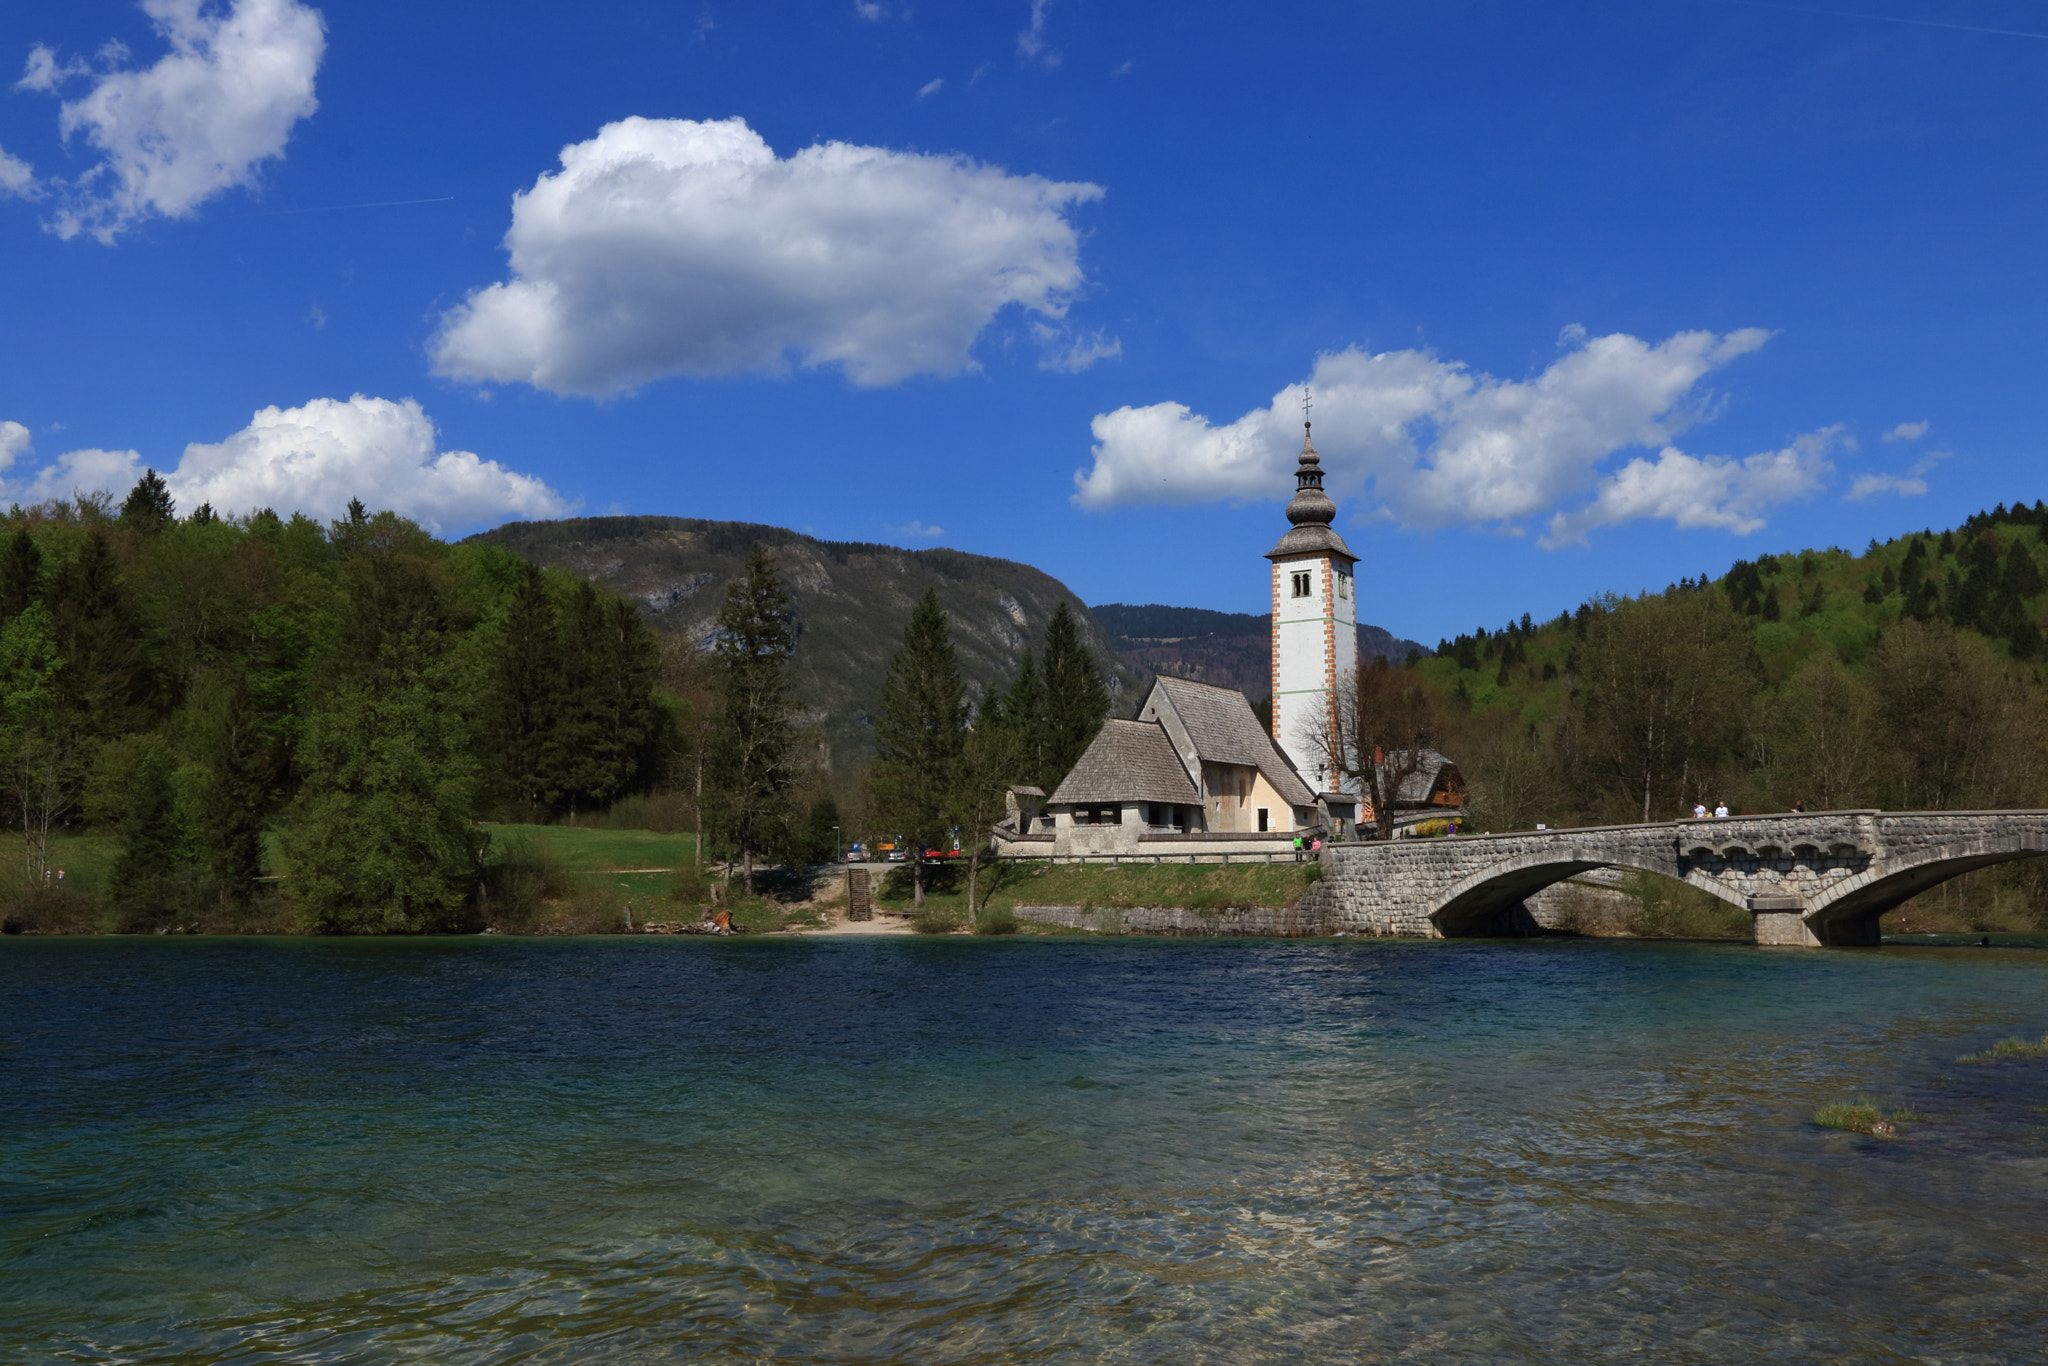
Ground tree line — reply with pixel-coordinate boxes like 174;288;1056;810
1391;504;2048;834
5;475;669;931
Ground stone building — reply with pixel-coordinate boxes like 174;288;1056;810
991;675;1356;860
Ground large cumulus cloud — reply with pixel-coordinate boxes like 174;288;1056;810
1075;327;1834;543
430;116;1107;396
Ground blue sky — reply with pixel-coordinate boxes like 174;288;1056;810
1;0;2044;645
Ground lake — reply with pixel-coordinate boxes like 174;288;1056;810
4;936;2047;1363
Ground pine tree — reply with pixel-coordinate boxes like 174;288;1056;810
119;470;175;534
485;559;562;817
282;552;480;932
869;588;966;907
182;669;271;912
707;544;800;892
1037;602;1108;793
107;741;197;930
0;527;41;623
1003;648;1045;784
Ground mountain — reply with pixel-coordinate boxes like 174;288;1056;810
465;517;1143;778
1092;603;1430;700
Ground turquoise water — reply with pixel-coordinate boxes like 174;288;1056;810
5;937;2048;1363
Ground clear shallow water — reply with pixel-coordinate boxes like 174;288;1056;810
4;937;2048;1364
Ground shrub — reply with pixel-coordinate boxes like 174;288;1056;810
975;906;1020;935
911;906;961;934
478;835;571;929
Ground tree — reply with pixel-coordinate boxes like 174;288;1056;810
1316;656;1438;840
1004;648;1046;784
955;707;1022;926
1037;602;1108;792
119;470;175;534
869;588;966;908
1450;705;1556;833
282;550;480;932
707;544;801;893
105;739;197;930
482;558;561;817
0;602;76;881
1866;619;2004;811
798;794;842;864
1764;656;1876;811
0;527;41;623
1574;590;1750;822
180;668;272;912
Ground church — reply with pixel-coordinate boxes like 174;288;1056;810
993;421;1396;862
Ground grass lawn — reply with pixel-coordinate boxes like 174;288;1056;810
874;859;1324;918
0;830;122;902
482;824;698;874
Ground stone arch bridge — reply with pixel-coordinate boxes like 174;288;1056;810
1298;811;2048;946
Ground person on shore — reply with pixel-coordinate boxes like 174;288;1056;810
1714;801;1730;818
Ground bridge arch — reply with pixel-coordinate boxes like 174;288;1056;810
1803;834;2048;945
1428;848;1749;938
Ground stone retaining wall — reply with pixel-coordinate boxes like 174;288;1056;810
1013;904;1335;936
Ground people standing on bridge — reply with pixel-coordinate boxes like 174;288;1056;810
1693;802;1708;819
1714;801;1730;818
1791;799;1806;813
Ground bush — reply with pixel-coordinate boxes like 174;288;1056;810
911;906;961;934
478;835;571;929
974;906;1020;935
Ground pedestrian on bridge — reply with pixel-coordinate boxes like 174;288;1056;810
1714;801;1730;818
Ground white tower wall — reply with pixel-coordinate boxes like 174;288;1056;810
1270;554;1357;789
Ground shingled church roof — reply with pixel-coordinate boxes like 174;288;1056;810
1048;719;1201;806
1147;676;1319;808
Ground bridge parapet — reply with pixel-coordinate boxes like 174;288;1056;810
1298;810;2048;946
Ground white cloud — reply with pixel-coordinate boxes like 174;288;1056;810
1076;328;1773;539
1017;0;1059;67
1883;420;1930;442
0;421;32;469
1542;428;1840;546
854;0;905;18
431;116;1103;396
17;0;324;242
1033;323;1120;372
916;77;944;100
0;397;566;531
0;145;36;197
1847;473;1928;501
895;519;945;539
166;396;567;530
1846;447;1948;500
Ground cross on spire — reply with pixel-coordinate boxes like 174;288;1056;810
1302;386;1312;427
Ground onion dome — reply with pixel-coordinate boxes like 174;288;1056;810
1265;422;1356;562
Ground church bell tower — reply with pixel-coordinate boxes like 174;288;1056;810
1266;422;1357;790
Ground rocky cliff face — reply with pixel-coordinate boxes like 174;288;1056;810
467;516;1143;779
